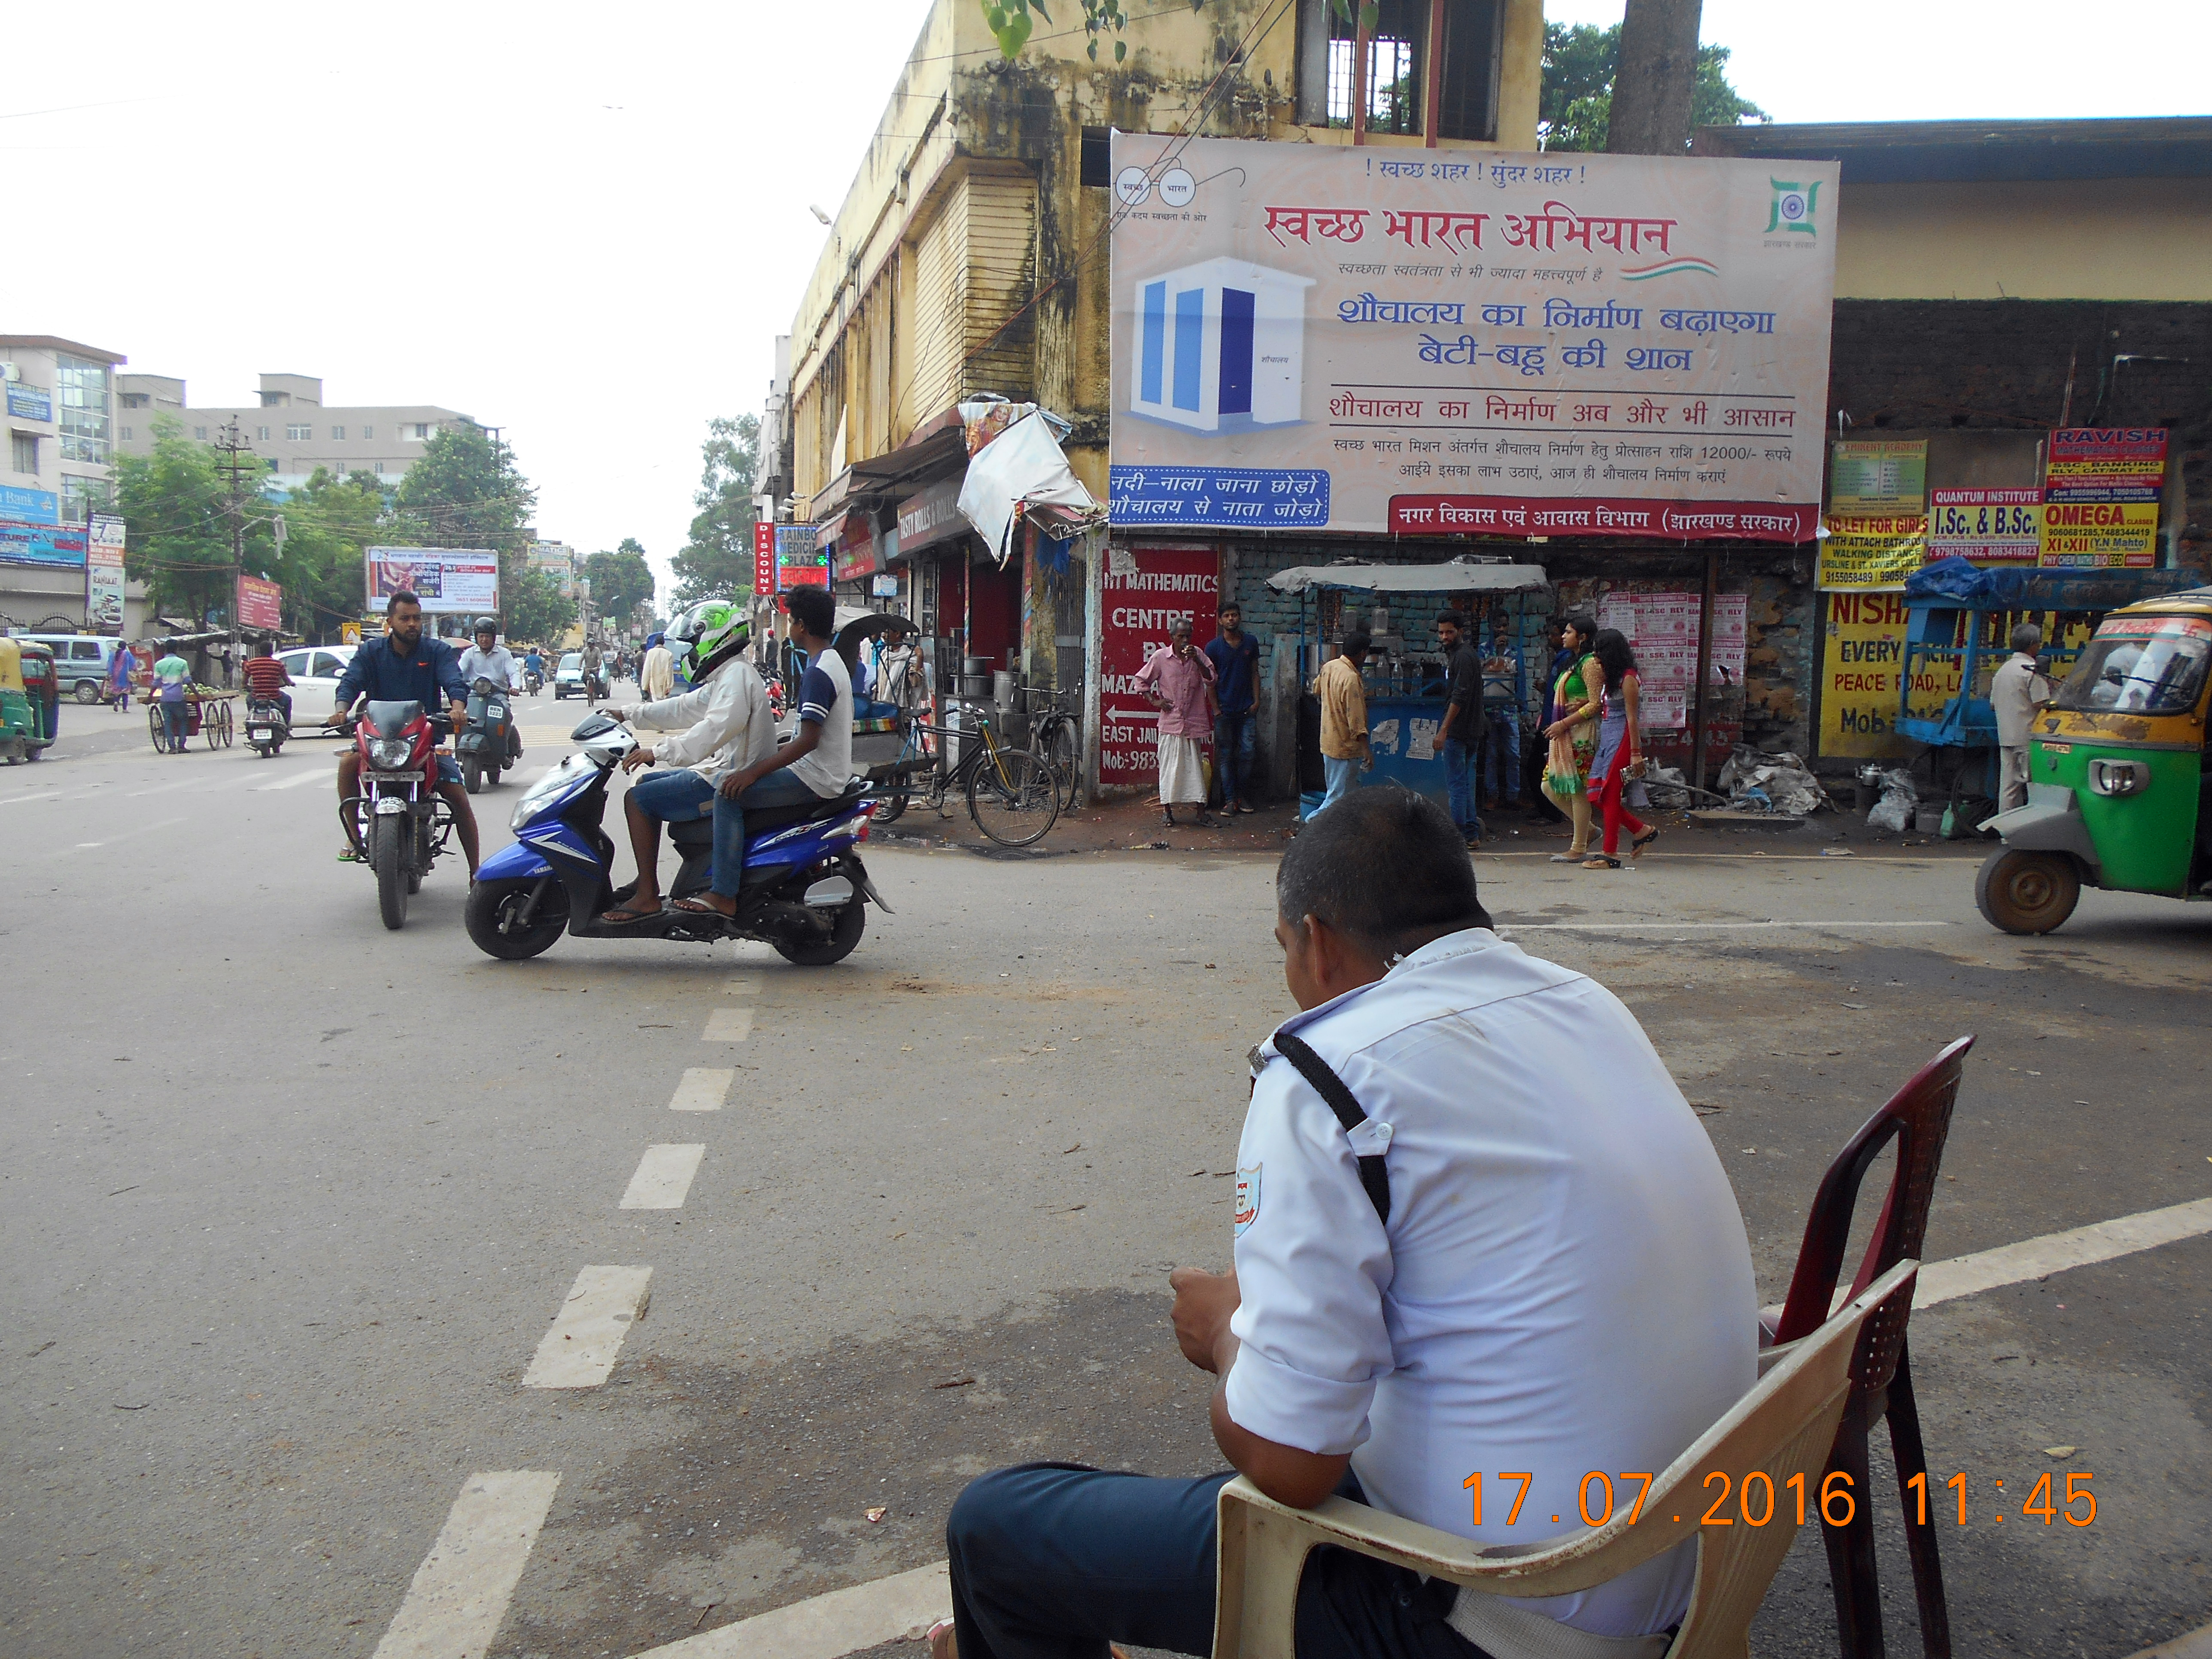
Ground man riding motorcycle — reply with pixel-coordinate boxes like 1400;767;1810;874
597;599;775;926
522;647;545;695
326;589;481;877
456;616;525;764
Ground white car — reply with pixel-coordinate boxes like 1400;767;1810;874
273;644;359;729
553;652;585;699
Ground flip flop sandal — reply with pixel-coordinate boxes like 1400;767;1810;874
1583;854;1622;869
1547;851;1583;863
671;896;736;918
1632;826;1661;857
599;902;662;926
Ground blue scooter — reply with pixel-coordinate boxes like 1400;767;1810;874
464;711;888;965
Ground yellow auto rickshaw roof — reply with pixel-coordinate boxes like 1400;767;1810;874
0;637;20;694
2110;586;2212;622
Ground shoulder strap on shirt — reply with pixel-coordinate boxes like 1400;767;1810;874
1270;1030;1391;1224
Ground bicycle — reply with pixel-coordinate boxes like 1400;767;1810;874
867;701;1060;848
1022;684;1082;812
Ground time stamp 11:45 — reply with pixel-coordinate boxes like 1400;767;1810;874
1462;1470;2098;1529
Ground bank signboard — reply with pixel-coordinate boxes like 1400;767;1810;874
1107;134;1838;543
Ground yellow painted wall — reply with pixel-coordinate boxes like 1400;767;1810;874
1835;177;2212;302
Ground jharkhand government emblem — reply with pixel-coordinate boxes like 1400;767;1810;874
1234;1164;1262;1238
1766;179;1820;236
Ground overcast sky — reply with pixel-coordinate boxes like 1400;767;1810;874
9;1;2202;602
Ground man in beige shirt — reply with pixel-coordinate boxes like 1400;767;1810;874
1990;622;2056;811
1314;632;1372;814
641;636;677;702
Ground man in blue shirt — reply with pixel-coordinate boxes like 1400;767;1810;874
325;590;480;874
1203;601;1263;814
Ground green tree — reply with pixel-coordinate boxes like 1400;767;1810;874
671;414;761;607
276;468;393;638
501;562;576;647
388;421;540;637
1538;22;1767;152
581;542;655;624
113;419;283;626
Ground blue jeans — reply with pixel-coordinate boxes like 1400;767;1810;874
1442;735;1483;841
1483;706;1522;802
160;698;188;750
629;769;748;898
1215;708;1257;806
708;770;823;896
1321;754;1359;811
946;1462;1480;1659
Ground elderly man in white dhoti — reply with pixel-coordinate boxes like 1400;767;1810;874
1136;617;1220;830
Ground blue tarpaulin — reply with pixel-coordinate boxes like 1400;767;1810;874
1904;557;2199;611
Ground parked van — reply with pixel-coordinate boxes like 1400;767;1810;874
12;634;122;704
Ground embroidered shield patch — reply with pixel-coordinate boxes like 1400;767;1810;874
1233;1164;1262;1237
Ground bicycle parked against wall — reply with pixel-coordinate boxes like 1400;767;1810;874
1023;684;1082;812
868;702;1060;848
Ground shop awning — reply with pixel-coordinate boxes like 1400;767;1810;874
1266;562;1550;596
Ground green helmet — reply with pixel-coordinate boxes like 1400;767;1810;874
667;598;748;680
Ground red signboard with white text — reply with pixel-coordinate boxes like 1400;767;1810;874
753;522;775;595
1098;547;1220;791
237;574;283;630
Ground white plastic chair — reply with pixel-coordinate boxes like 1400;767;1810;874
1212;1260;1919;1659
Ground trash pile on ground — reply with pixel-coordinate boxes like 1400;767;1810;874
1864;767;1919;833
1714;745;1831;816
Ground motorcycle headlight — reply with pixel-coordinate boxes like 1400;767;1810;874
370;738;413;768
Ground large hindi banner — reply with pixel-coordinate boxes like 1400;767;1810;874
1107;135;1838;544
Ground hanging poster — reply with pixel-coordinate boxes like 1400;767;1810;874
1106;134;1838;544
1816;514;1927;589
2044;428;2166;503
1827;440;1926;516
2039;501;2159;568
1927;489;2041;564
1098;548;1218;790
86;514;127;630
1591;589;1747;732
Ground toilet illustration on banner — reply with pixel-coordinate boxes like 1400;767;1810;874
1129;257;1313;433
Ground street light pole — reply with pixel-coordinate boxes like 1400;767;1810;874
213;418;257;687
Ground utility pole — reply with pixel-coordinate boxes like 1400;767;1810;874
1607;0;1702;156
213;418;258;688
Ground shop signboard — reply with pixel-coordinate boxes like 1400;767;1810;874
895;478;967;555
832;512;880;583
1106;134;1837;544
753;522;775;594
0;518;84;569
1927;488;2041;564
775;524;826;589
1098;547;1219;791
2038;500;2159;568
364;546;498;614
237;574;283;630
86;514;126;631
2044;427;2166;503
6;382;53;422
1815;514;1927;590
1818;590;1963;760
1827;439;1926;516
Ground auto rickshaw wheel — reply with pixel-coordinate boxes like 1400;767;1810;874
1975;849;2081;935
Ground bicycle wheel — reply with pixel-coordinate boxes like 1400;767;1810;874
1043;719;1080;811
870;787;909;824
965;745;1060;848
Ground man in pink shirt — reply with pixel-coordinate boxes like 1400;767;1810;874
1136;617;1219;830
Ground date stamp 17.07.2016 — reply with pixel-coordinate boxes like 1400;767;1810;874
1460;1469;2098;1530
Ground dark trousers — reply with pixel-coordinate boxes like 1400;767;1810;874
1216;709;1257;806
945;1462;1489;1659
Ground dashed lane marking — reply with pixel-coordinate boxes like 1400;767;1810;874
723;977;762;994
523;1266;652;1389
372;1470;560;1659
49;817;182;858
629;1560;951;1659
1916;1194;2212;1310
620;1145;705;1210
255;766;332;791
669;1068;734;1112
0;791;62;806
703;1007;754;1042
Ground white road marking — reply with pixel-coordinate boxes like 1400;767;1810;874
1917;1194;2212;1309
620;1145;705;1210
124;778;201;798
50;817;182;857
629;1560;951;1659
703;1007;754;1042
1497;920;1953;932
372;1469;560;1659
255;766;331;791
669;1068;734;1112
0;791;62;806
523;1266;652;1389
723;977;762;994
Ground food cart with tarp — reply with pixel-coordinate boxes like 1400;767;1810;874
1267;559;1551;812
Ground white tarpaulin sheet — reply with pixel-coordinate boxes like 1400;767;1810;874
957;411;1105;568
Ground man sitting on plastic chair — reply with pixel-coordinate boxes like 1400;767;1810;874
938;791;1758;1659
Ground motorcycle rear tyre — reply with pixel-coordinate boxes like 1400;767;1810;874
466;877;568;959
772;897;866;966
372;814;409;930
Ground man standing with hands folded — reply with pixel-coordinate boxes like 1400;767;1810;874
937;790;1756;1659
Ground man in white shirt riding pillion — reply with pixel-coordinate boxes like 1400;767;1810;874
936;787;1757;1659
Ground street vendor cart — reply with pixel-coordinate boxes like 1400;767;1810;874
1267;559;1550;813
146;685;235;752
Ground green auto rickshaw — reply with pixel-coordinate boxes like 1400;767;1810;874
0;637;56;764
1976;586;2212;932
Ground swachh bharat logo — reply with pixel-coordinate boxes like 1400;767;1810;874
1767;178;1820;235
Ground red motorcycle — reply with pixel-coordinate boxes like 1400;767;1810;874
339;698;456;930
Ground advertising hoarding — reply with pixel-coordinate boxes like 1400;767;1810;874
2044;428;2166;503
6;383;53;422
364;547;498;614
1827;440;1926;516
1926;489;2041;565
775;524;826;589
86;514;126;631
2038;501;2159;568
1816;514;1928;590
1107;134;1838;543
753;522;775;595
1098;548;1218;791
237;574;283;630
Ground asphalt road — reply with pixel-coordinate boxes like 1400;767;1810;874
3;699;2208;1659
